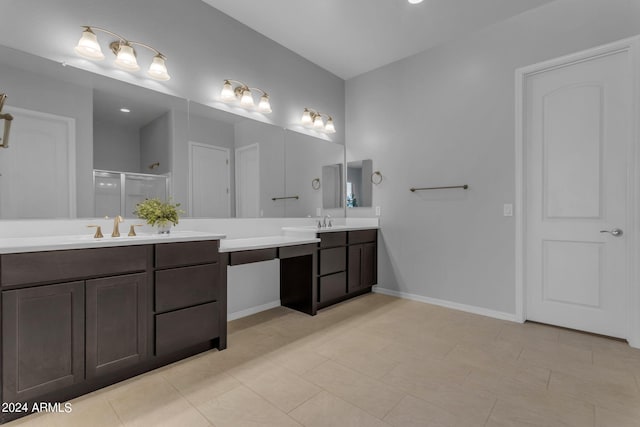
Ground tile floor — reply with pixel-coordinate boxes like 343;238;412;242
7;293;640;427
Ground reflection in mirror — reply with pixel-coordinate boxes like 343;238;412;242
347;159;373;208
322;164;343;209
0;44;187;218
92;84;184;217
284;131;345;218
186;101;285;218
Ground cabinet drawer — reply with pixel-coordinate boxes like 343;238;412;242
229;248;277;266
155;241;219;269
348;229;377;244
155;302;219;355
319;247;346;276
155;264;219;313
1;246;148;287
319;232;347;248
319;272;347;303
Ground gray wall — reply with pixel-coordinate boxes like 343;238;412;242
0;62;94;217
0;0;345;143
346;0;640;314
94;120;140;173
140;112;172;175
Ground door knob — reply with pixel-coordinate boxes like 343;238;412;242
600;228;623;236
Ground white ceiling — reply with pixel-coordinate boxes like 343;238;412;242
202;0;554;80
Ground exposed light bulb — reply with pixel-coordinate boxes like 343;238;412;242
240;89;255;107
113;43;140;71
220;80;235;101
324;117;336;134
147;54;170;81
74;28;105;60
313;114;325;129
301;109;313;127
258;94;272;113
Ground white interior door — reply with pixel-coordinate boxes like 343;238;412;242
235;144;260;218
524;48;632;338
0;107;75;218
189;142;230;217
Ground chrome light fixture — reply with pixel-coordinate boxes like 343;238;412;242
300;108;336;134
74;26;171;81
220;80;272;113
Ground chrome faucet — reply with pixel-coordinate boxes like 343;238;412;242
319;214;332;228
111;215;124;237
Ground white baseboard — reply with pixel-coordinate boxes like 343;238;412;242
372;286;519;323
227;300;281;321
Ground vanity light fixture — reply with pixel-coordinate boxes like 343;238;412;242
220;80;272;113
408;0;424;4
300;108;336;134
74;26;171;81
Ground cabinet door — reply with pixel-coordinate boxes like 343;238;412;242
2;281;85;403
362;242;377;288
348;245;363;293
86;273;148;379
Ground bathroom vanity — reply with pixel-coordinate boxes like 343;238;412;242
0;233;225;422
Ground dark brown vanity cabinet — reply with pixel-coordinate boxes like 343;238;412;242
86;273;148;379
153;240;224;355
2;281;85;403
316;229;377;308
0;240;225;419
348;230;377;292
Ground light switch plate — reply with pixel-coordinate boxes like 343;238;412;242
375;206;381;216
316;207;322;216
503;204;513;217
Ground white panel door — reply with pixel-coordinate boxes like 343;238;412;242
189;142;230;217
235;144;260;218
524;49;631;338
0;107;75;218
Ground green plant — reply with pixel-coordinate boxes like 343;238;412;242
133;198;183;227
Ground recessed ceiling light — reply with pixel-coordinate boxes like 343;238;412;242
408;0;424;4
120;108;131;113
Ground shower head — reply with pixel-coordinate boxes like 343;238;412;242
0;93;13;148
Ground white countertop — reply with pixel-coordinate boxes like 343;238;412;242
219;235;320;253
281;225;379;234
0;231;226;254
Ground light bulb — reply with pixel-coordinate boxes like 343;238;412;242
258;94;272;113
301;109;313;127
220;80;235;101
114;43;140;71
240;89;254;108
74;28;105;60
325;117;336;134
147;54;170;81
313;114;325;130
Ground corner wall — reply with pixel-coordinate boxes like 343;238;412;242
346;0;640;314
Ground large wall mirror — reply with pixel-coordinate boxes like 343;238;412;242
186;101;345;218
0;44;345;219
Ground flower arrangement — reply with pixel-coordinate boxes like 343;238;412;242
133;198;183;228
